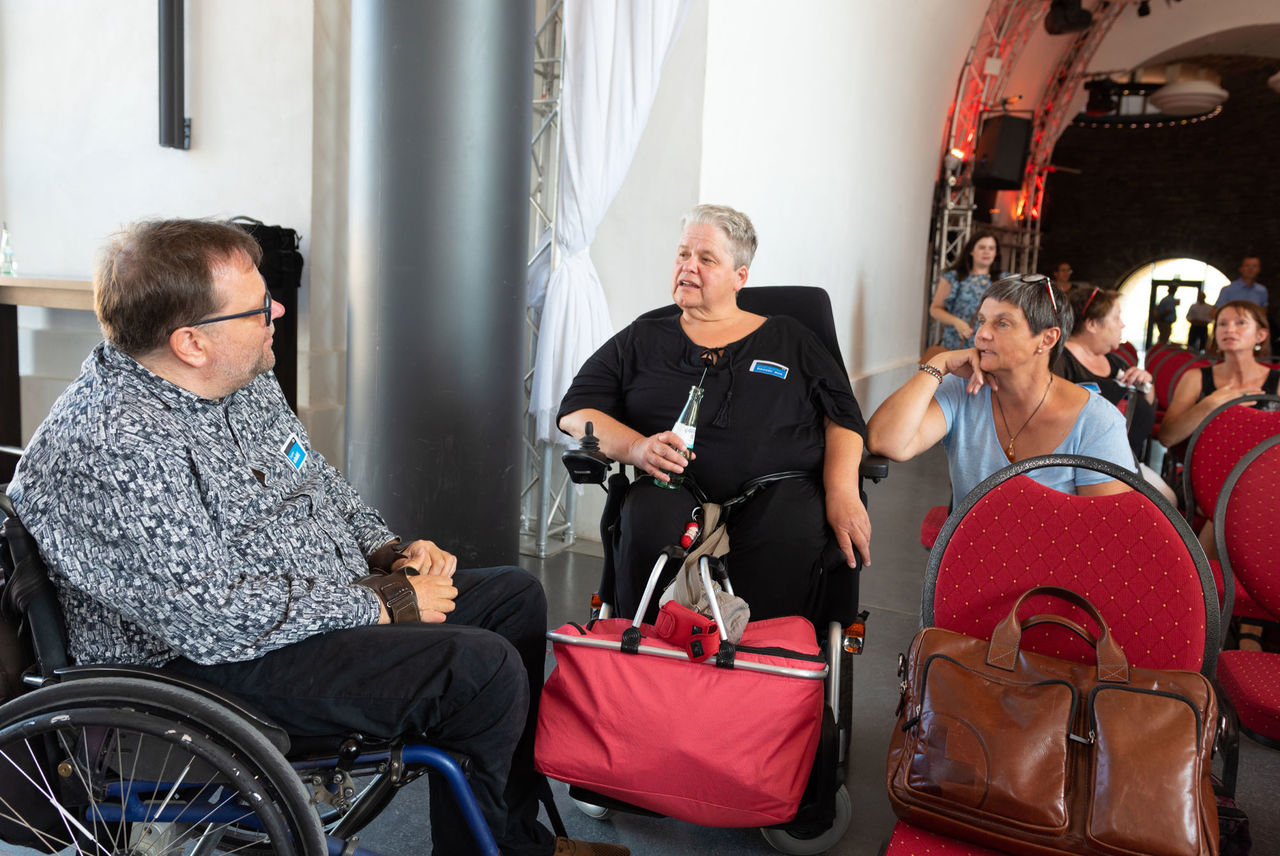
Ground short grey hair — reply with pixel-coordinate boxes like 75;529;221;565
681;204;758;270
981;274;1074;363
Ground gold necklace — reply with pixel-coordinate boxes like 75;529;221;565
993;377;1053;460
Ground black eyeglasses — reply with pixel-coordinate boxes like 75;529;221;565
190;292;273;328
1012;274;1057;312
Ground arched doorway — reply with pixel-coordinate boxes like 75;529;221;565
1115;258;1229;353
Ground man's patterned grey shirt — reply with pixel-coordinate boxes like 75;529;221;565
10;343;388;667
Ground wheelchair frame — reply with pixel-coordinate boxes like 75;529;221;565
0;490;507;856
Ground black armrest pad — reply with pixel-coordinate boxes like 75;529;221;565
860;455;891;482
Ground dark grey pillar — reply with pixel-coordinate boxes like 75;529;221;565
347;0;532;567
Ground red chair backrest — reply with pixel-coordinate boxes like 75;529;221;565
1152;353;1206;411
925;456;1217;675
1145;344;1184;372
1112;341;1138;368
1184;396;1280;523
1215;436;1280;618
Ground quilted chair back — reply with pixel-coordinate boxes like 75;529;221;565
1112;341;1138;368
1183;395;1280;524
1155;356;1213;412
923;455;1219;676
1215;435;1280;618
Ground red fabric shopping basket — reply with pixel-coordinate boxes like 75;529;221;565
535;615;826;827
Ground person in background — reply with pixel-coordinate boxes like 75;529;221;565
1051;261;1076;294
1155;290;1179;345
1057;286;1155;458
928;231;1004;354
1186;288;1214;352
1159;300;1277;448
869;274;1133;510
1216;256;1267;309
1158;299;1277;652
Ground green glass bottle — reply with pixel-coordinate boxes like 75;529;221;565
654;384;704;490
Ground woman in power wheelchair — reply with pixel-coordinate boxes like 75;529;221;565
555;205;885;855
557;204;871;629
0;489;527;856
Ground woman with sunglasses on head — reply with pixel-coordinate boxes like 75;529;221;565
1158;300;1277;449
869;275;1135;508
1057;286;1155;457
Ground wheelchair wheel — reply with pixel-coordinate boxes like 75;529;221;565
758;784;851;855
571;797;616;821
0;677;325;855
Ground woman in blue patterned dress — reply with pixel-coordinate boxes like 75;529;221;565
929;231;1003;350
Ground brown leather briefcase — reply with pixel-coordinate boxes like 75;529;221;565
887;585;1219;856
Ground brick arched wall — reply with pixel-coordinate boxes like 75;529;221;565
1039;54;1279;306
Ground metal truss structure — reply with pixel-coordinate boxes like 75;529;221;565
927;0;1131;342
520;0;577;558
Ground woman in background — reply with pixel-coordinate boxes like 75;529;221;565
928;231;1003;352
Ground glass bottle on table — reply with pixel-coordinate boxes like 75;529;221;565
654;384;704;490
0;223;14;276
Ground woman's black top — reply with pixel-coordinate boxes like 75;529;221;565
1199;365;1280;402
1056;347;1154;456
557;314;866;501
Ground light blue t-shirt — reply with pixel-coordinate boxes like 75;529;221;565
1215;279;1268;308
935;374;1135;508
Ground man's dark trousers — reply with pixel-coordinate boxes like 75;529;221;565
164;566;555;855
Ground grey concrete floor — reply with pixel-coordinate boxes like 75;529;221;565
354;445;1279;855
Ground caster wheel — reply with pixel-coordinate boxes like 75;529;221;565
759;784;851;855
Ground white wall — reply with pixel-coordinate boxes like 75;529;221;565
1;0;317;443
699;0;987;409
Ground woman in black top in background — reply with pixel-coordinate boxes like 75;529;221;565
1056;286;1155;457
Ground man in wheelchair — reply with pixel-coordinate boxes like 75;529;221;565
7;219;625;856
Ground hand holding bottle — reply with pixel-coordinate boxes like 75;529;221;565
629;430;695;485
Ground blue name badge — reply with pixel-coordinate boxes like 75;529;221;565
749;359;789;380
281;433;308;471
1078;382;1101;395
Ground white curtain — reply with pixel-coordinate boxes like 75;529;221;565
528;0;692;444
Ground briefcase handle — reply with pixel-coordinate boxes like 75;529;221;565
986;585;1130;683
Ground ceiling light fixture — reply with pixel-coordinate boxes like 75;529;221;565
1149;79;1229;115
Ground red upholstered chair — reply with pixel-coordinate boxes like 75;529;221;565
883;455;1220;854
1181;395;1280;626
919;505;947;550
1112;340;1138;368
1214;436;1280;754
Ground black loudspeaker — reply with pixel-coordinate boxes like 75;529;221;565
972;115;1031;190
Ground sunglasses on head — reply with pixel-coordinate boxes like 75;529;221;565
1012;274;1057;312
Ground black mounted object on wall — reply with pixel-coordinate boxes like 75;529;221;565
972;115;1032;191
1044;0;1093;34
159;0;190;149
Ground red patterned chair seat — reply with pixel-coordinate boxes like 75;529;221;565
1217;650;1280;743
883;821;1004;855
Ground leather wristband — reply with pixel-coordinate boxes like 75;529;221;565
355;569;421;623
367;539;407;572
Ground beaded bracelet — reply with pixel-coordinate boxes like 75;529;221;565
918;363;944;383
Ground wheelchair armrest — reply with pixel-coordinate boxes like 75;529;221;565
860;455;890;484
56;663;293;755
561;420;613;485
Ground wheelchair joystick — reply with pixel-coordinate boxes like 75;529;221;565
562;421;613;485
